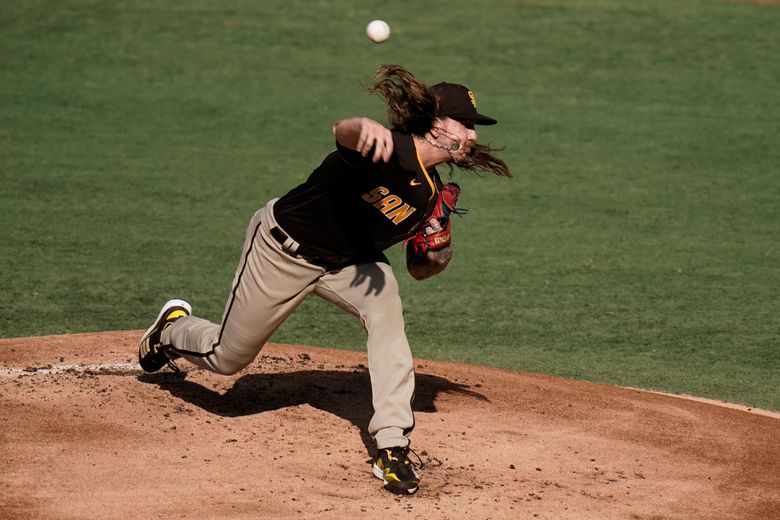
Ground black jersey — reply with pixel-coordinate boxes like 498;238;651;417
273;131;441;267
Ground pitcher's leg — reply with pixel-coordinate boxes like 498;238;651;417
163;205;323;374
314;263;414;449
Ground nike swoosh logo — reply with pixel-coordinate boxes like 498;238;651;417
410;179;422;186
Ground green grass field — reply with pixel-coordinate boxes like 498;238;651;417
2;0;778;410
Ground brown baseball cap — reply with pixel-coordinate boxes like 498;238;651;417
431;82;498;125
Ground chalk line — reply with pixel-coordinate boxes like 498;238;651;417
0;362;141;377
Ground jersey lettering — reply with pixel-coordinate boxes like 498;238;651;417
374;195;402;213
362;187;390;204
385;203;416;224
362;186;418;225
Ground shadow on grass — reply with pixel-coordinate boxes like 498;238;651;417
138;368;488;455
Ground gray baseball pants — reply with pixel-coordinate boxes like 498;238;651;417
161;199;415;449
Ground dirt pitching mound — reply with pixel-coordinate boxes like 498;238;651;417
1;331;778;519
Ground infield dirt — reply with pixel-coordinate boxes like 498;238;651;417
1;331;778;519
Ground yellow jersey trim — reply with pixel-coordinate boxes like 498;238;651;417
412;139;437;201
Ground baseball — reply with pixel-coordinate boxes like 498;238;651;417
366;20;390;43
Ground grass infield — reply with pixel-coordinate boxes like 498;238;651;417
1;0;778;410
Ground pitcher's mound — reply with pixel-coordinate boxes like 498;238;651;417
1;331;777;519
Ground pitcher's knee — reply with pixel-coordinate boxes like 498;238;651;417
197;346;256;375
210;362;245;376
363;312;404;333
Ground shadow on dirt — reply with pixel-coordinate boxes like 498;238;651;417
139;367;488;454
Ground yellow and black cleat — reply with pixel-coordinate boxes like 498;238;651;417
372;446;420;495
138;299;191;373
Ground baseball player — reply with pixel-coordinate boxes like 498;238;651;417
139;64;510;495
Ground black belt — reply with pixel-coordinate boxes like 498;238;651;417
269;226;333;270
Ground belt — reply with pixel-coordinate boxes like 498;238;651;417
269;225;333;269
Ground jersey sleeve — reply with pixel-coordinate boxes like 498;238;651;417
336;141;369;169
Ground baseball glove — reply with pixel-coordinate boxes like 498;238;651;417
405;182;464;256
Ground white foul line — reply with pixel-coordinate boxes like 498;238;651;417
0;362;141;377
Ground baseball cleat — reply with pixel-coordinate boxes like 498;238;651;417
372;446;420;495
138;299;191;373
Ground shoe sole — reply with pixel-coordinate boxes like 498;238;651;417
372;463;419;495
138;299;191;371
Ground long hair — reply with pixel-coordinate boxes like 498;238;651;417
367;64;511;178
366;64;437;136
458;143;512;178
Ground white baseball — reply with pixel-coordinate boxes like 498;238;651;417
366;20;390;43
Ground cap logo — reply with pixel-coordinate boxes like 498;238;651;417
467;90;478;109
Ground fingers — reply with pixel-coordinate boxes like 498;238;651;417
356;118;393;163
373;130;394;163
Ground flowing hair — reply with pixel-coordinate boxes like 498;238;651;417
365;64;437;136
456;143;512;178
367;64;511;178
